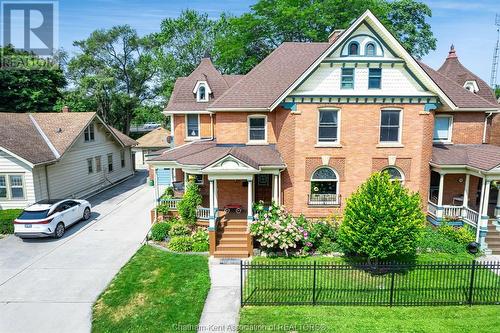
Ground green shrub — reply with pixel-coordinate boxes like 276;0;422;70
317;239;342;254
0;209;22;234
418;227;468;255
168;236;193;252
150;222;171;241
169;223;191;237
156;204;170;216
438;222;475;245
161;186;174;198
177;180;202;225
192;228;209;243
338;172;425;261
192;242;209;252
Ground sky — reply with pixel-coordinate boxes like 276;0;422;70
9;0;500;84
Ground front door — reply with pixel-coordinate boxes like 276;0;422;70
254;174;272;205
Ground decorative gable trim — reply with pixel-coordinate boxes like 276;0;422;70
269;10;457;111
202;154;259;174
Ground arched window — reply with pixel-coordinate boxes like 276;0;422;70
309;167;339;205
348;42;359;56
365;42;376;56
197;85;207;102
382;167;404;182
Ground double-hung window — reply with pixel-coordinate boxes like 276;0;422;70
87;158;93;174
84;123;95;142
186;114;200;139
0;175;25;200
95;156;102;172
341;68;354;89
433;115;453;143
107;154;113;173
368;68;382;89
120;150;126;168
380;109;401;143
318;110;339;143
248;116;267;142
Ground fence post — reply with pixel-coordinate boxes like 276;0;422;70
312;261;317;305
389;270;395;307
468;260;476;306
240;260;244;307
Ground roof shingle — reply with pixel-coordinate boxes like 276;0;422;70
432;144;500;171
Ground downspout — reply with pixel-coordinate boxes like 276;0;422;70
44;164;51;200
210;113;214;140
482;112;493;143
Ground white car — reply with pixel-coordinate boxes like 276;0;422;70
14;199;92;239
143;122;161;130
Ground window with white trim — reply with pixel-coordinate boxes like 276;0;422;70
382;167;404;183
120;150;126;168
248;115;267;142
186;114;200;138
433;115;453;143
380;109;401;143
348;42;359;55
309;167;339;205
84;123;95;142
318;110;339;142
107;153;113;173
0;174;26;200
95;156;102;172
365;42;376;56
87;158;93;174
0;175;7;199
197;85;208;102
368;68;382;89
341;68;354;89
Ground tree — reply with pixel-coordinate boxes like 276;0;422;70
67;25;158;134
150;10;228;99
337;172;425;262
215;0;436;73
0;45;66;112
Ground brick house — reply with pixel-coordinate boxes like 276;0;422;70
148;10;500;257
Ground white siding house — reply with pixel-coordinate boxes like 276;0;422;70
0;112;137;209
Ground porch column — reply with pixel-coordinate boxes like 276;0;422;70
247;178;253;223
209;179;215;230
461;174;470;219
272;174;279;204
495;186;500;220
214;179;218;212
436;173;445;220
478;180;491;252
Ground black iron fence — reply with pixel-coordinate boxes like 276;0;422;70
240;260;500;306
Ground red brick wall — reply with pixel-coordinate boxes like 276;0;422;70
173;114;213;146
439;112;485;144
216;180;249;213
442;174;481;211
490;113;500;146
275;103;432;218
215;112;277;144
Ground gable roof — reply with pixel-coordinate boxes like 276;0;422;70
418;62;499;109
0;112;136;166
165;58;243;113
437;47;497;105
149;140;285;169
208;42;330;110
135;127;171;148
432;144;500;171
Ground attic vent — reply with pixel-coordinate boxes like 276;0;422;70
56;128;63;133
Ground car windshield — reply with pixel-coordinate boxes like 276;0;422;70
18;210;50;220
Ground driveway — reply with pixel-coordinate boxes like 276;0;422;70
0;171;153;333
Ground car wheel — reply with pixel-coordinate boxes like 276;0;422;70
83;207;91;220
54;222;65;239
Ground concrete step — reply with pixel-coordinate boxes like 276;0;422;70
213;250;249;258
216;244;248;252
486;240;500;246
218;237;248;245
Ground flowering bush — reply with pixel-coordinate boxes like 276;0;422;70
250;202;307;256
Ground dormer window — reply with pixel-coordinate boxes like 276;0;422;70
348;42;359;55
463;80;479;94
365;42;376;56
193;81;211;102
197;85;207;101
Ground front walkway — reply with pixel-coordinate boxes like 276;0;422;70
198;258;241;332
0;171;152;333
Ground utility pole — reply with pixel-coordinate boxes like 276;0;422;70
490;14;500;88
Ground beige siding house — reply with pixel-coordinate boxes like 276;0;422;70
0;112;137;209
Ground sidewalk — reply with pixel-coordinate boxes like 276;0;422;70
198;259;241;332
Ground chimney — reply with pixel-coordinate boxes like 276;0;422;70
447;44;457;59
328;29;344;43
62;105;70;113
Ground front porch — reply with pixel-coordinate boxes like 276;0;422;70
427;169;500;254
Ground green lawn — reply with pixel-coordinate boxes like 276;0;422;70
0;209;22;234
239;305;500;333
92;245;210;333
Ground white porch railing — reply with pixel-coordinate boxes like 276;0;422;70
427;201;479;227
427;201;438;217
196;207;210;220
159;198;181;210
